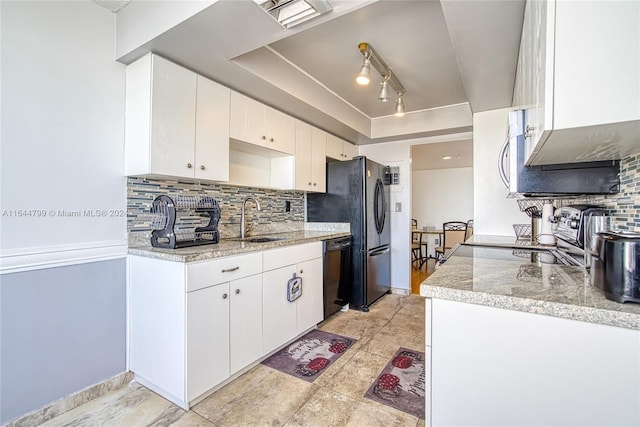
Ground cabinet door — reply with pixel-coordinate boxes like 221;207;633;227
186;282;230;402
296;257;323;334
150;55;197;178
266;107;295;155
195;76;230;181
229;92;267;147
262;265;298;354
341;141;358;161
526;0;553;157
310;127;327;192
229;274;263;374
325;134;343;160
294;121;312;191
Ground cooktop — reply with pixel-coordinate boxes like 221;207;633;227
446;244;579;266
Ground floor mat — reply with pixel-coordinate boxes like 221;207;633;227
261;330;356;383
364;347;425;419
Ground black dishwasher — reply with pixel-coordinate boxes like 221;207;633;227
323;236;352;319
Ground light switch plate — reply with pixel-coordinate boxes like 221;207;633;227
395;202;402;212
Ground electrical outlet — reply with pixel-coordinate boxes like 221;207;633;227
435;238;439;245
285;201;291;212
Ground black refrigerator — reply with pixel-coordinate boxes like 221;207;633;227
307;156;391;312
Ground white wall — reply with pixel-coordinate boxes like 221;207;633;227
0;1;128;423
412;167;474;257
1;0;127;267
359;132;471;291
472;108;528;235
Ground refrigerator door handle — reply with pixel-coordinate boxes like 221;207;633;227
370;247;390;256
373;178;385;235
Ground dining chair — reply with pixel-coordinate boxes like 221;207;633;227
465;219;474;241
411;230;423;266
434;221;468;259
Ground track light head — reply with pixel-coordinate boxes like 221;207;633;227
378;79;390;102
394;93;405;117
356;57;371;85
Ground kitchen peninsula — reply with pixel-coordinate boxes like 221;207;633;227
420;235;640;426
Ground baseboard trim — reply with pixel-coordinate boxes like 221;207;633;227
390;287;411;296
2;371;133;427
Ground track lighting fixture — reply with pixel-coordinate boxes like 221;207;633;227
356;42;407;117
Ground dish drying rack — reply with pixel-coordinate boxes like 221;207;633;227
150;195;221;249
516;198;551;218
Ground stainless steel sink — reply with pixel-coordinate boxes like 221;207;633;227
229;236;285;243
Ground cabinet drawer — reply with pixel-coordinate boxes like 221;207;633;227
187;252;262;292
263;241;322;272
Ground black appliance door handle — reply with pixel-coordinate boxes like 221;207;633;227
370;247;390;256
374;178;385;235
379;179;386;233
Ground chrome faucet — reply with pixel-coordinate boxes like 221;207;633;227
240;197;261;239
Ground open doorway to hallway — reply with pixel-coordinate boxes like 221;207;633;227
410;139;474;292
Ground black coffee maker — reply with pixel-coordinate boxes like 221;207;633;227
591;231;640;303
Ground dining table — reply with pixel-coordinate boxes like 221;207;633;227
412;227;444;265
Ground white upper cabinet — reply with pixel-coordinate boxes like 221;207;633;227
294;120;326;192
326;133;357;161
125;54;230;181
513;0;640;165
195;76;230;181
229;92;295;155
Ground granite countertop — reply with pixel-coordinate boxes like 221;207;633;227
128;230;351;263
420;235;640;330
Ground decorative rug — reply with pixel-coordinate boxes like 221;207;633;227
262;330;356;383
364;347;426;419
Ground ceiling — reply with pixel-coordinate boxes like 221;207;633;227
411;139;473;171
263;0;466;118
111;0;525;145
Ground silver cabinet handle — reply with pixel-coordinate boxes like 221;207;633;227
187;163;192;169
313;183;317;186
308;182;312;185
235;289;240;294
222;293;228;299
270;138;274;142
221;266;239;273
262;135;266;140
200;165;205;170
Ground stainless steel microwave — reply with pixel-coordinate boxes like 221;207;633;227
499;110;620;197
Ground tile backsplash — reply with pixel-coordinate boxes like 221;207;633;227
127;177;305;246
556;151;639;231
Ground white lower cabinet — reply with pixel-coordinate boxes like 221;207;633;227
129;252;262;408
228;274;263;374
262;265;299;353
186;273;262;401
186;282;230;401
425;298;640;426
129;241;324;409
262;242;323;355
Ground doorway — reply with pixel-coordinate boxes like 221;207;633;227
410;139;474;292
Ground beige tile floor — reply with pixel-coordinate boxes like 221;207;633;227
40;294;425;427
